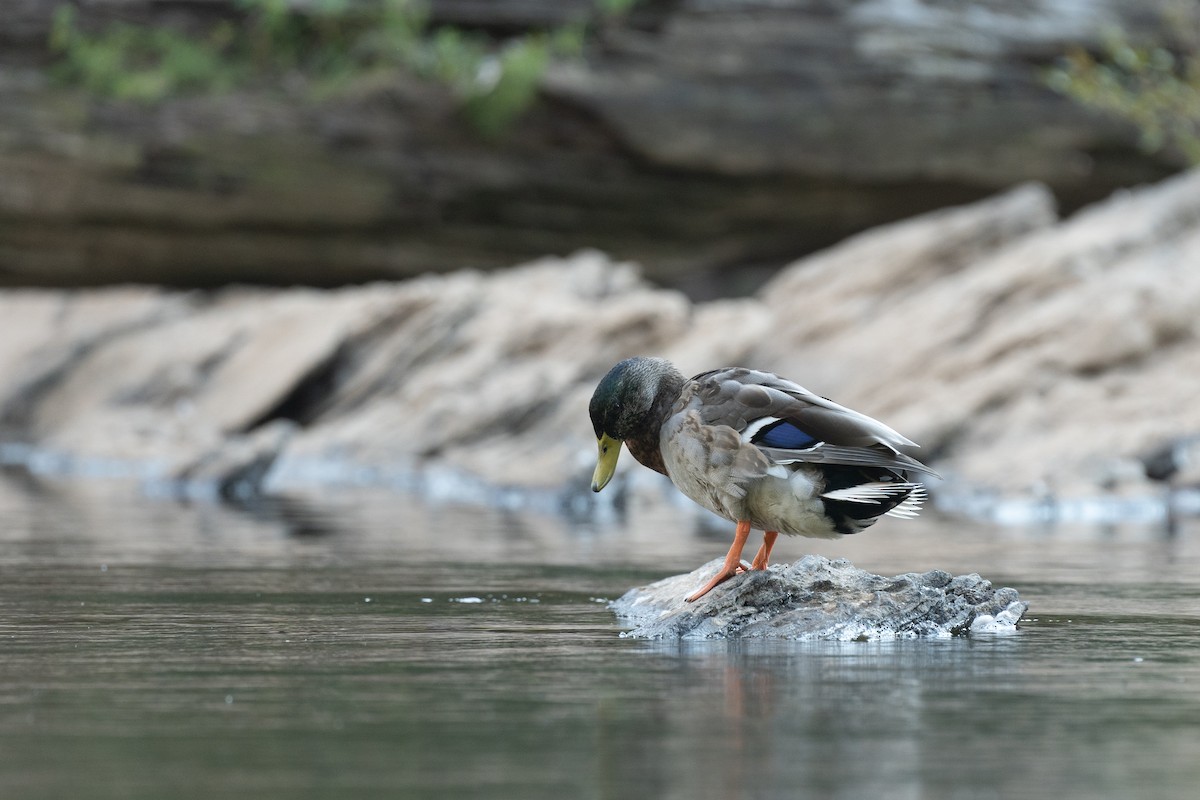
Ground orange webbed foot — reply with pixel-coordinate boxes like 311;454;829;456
684;520;753;603
684;567;740;602
748;530;779;572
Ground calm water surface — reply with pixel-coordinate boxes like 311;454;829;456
1;471;1198;800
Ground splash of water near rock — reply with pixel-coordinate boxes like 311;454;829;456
611;555;1027;641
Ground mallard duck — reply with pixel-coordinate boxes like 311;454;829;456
589;357;938;602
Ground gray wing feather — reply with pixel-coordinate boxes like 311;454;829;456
759;444;941;478
687;367;937;475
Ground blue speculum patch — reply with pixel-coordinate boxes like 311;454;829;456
753;420;819;449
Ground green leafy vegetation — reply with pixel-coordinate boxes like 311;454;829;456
1045;4;1200;164
596;0;640;15
48;0;607;135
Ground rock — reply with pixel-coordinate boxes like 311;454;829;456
0;0;1182;291
1143;435;1200;486
611;555;1027;640
264;251;701;492
753;167;1200;505
0;284;403;474
0;251;699;493
0;287;188;415
1;170;1199;515
168;419;298;502
753;182;1058;391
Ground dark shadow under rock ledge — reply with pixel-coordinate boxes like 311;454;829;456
611;555;1027;641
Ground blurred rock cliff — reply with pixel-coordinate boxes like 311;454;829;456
2;169;1198;517
0;0;1186;293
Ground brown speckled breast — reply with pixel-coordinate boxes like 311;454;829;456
626;434;668;476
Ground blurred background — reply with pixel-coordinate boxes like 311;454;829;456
2;0;1200;512
0;0;1193;294
4;4;1200;800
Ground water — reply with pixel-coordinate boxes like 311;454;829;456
1;471;1198;800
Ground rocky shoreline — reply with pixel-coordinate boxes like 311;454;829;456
2;170;1200;521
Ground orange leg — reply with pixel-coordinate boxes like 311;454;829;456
685;520;752;603
749;530;779;572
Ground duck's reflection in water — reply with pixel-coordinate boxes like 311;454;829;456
598;638;1022;800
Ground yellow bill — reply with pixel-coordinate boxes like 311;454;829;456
591;434;622;492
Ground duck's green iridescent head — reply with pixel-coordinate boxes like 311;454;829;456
588;357;681;492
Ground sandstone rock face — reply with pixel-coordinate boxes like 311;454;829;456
263;253;698;491
1;171;1198;516
0;285;400;475
752;169;1200;507
0;0;1183;290
611;556;1027;640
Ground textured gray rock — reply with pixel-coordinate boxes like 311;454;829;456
612;556;1027;641
0;0;1183;289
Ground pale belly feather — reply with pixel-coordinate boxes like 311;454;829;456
743;468;843;539
660;426;842;539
